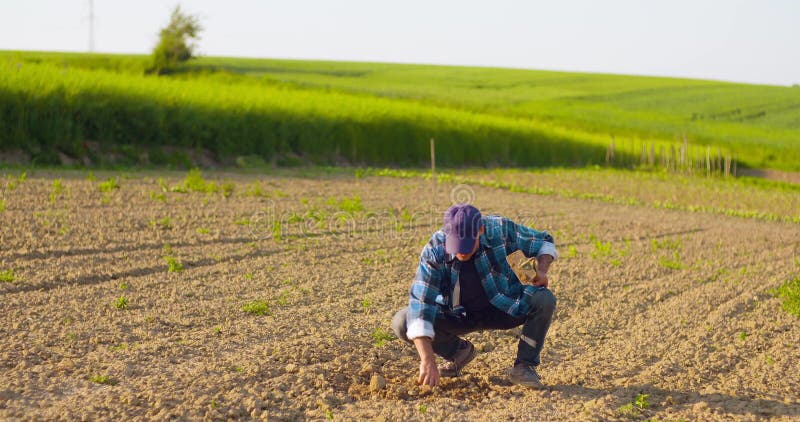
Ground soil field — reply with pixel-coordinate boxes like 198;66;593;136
1;170;798;421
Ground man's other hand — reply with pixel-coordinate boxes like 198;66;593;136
531;270;549;287
418;357;440;387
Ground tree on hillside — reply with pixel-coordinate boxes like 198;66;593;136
149;5;203;74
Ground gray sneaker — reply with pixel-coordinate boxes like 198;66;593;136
439;340;477;377
509;363;543;388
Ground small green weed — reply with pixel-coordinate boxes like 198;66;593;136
243;182;268;197
651;238;682;252
234;217;251;226
221;181;235;198
634;393;650;410
371;327;395;347
659;252;685;270
50;179;64;203
0;199;5;212
109;343;128;351
164;255;184;273
325;409;334;419
98;177;120;193
242;300;271;316
150;191;166;202
589;234;612;258
245;272;253;280
326;195;364;213
361;298;373;313
153;217;173;230
86;171;96;181
119;282;129;290
617;393;650;417
771;277;800;318
214;326;223;335
210;398;220;409
0;269;16;283
89;374;116;385
418;404;427;414
739;331;747;341
196;227;210;235
565;245;578;258
271;220;282;241
182;168;218;193
114;296;129;310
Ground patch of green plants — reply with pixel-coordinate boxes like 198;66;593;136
98;177;120;192
565;245;578;258
49;178;64;203
119;282;129;290
370;327;395;347
418;404;427;414
271;220;282;241
325;409;334;420
589;234;612;259
243;182;268;197
196;227;210;234
651;238;682;252
109;343;128;351
89;374;116;385
221;181;235;198
738;331;747;340
617;393;650;418
0;199;5;212
162;243;184;273
164;255;184;273
658;252;685;270
86;171;96;181
771;277;800;318
242;300;271;316
150;191;166;202
114;296;129;309
150;216;173;230
0;269;16;283
233;217;251;226
361;298;373;314
326;195;364;213
181;168;219;193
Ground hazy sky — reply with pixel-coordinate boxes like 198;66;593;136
1;0;798;86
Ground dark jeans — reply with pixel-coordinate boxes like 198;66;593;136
392;288;556;367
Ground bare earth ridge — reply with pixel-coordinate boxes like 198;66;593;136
0;171;798;421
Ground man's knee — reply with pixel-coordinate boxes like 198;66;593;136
532;289;556;316
391;308;410;342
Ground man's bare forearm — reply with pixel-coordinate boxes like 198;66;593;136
413;337;435;363
537;254;554;274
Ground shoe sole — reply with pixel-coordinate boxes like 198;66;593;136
509;377;544;388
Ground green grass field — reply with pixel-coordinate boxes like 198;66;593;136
1;51;799;170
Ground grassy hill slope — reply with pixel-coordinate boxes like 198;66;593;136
1;51;798;170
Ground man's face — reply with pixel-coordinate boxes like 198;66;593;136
455;226;484;261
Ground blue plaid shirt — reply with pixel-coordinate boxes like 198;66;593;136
406;215;558;340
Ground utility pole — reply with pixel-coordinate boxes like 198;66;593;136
88;0;95;52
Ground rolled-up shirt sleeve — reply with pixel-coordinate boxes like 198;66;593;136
502;218;558;260
406;243;444;340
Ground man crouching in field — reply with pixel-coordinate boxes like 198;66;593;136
392;204;557;388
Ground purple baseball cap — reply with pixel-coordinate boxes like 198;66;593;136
443;204;482;254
